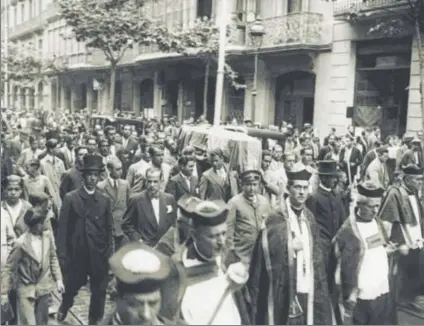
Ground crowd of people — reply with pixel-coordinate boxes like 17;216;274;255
0;107;423;325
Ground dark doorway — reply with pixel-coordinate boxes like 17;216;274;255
140;79;154;111
81;83;87;109
114;81;122;110
197;0;212;18
165;80;179;116
303;97;314;125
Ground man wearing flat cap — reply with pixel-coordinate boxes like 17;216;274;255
225;169;270;267
333;182;399;324
105;243;179;325
56;154;115;324
365;145;390;190
247;169;332;325
379;164;424;313
160;195;250;324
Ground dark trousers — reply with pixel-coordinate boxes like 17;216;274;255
114;235;127;252
353;293;391;325
7;290;17;325
61;270;108;323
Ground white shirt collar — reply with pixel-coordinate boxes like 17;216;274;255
319;184;332;192
83;185;95;195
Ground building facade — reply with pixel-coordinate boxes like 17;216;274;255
1;0;421;137
329;0;423;137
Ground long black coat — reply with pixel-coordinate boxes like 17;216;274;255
57;187;115;288
246;209;332;325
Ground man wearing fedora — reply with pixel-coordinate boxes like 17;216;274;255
306;160;347;292
56;154;115;325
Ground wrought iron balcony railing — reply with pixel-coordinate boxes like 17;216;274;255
9;15;45;39
333;0;409;16
240;12;331;49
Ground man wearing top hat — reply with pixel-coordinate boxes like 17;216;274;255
159;195;250;325
306;161;347;290
247;169;332;325
56;154;115;324
378;164;424;313
225;169;271;267
332;182;400;325
105;242;182;325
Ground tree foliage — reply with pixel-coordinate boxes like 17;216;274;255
1;43;44;86
173;17;245;90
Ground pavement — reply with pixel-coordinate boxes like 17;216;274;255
48;286;115;325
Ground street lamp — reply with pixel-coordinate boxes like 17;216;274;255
249;17;265;123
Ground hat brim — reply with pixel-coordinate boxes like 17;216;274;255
80;167;105;172
317;171;339;175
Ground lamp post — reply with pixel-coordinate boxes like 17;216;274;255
3;0;9;108
249;17;265;123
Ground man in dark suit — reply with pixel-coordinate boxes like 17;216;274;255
58;135;76;170
56;154;115;325
97;157;131;251
59;146;88;199
165;156;199;201
8;130;29;163
1;134;14;195
120;125;138;157
360;141;381;180
122;167;177;247
339;134;363;185
198;148;237;202
399;138;423;169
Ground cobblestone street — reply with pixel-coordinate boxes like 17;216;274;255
48;286;115;325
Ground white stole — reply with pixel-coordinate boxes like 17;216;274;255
286;198;311;294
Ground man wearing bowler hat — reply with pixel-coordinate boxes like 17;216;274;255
306;160;347;290
56;154;115;324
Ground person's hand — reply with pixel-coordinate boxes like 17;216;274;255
398;244;409;256
292;237;304;252
226;262;249;292
56;280;65;293
1;294;9;305
385;242;398;254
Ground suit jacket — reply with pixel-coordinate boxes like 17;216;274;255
56;188;115;269
338;146;363;183
8;139;29;162
400;149;423;169
121;190;177;247
318;145;332;161
59;167;83;200
360;149;377;178
1;230;62;298
365;157;390;190
121;136;138;155
58;147;75;170
1;199;33;237
1;146;14;193
97;178;130;237
165;173;199;202
198;166;238;202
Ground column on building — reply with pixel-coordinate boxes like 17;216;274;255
60;83;66;111
70;86;77;113
24;88;31;110
153;71;163;117
132;80;141;115
86;78;94;114
243;74;254;122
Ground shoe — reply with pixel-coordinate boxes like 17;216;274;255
56;305;68;323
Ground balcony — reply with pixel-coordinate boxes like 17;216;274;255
232;13;331;51
333;0;409;16
9;15;45;39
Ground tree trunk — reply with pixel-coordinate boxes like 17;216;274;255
203;60;210;117
414;16;424;195
108;62;117;116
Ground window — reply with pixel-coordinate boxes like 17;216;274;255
38;39;43;58
29;0;33;18
14;6;18;26
20;3;24;23
197;0;212;19
287;0;302;13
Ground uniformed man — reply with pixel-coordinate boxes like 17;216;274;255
105;242;178;325
160;195;250;324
